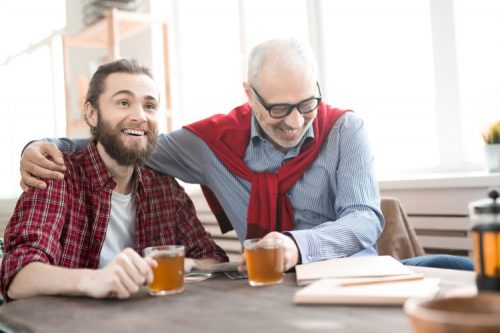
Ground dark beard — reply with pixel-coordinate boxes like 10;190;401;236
93;113;157;166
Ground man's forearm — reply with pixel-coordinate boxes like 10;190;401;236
288;209;382;264
7;262;92;300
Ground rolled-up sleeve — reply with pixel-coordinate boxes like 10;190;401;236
0;179;67;300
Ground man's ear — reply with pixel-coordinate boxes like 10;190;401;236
242;82;253;104
84;102;98;127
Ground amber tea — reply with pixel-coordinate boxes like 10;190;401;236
144;245;185;295
244;238;284;286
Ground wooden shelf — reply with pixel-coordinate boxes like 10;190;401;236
65;11;157;48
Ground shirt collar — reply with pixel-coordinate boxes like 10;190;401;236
82;141;144;192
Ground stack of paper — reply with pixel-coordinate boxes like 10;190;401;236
294;255;440;305
294;277;440;305
295;255;415;286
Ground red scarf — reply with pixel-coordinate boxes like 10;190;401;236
185;102;348;239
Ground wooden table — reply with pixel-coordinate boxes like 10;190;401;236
0;266;475;333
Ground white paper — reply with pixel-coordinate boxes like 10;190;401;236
296;255;414;286
294;277;440;305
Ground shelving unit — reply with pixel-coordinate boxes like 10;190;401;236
62;8;172;136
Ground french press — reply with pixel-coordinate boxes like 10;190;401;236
469;189;500;291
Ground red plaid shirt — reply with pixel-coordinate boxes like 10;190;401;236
1;142;228;299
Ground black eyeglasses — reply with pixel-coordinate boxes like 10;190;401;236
251;82;322;119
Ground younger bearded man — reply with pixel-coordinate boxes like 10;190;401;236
0;59;227;301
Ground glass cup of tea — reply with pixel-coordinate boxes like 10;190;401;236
143;245;185;295
244;238;284;286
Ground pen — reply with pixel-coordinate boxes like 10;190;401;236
339;274;425;287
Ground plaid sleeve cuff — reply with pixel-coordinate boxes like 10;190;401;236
0;247;50;301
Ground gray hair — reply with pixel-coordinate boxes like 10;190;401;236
247;38;318;87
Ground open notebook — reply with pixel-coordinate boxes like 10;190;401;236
294;277;440;305
295;255;415;286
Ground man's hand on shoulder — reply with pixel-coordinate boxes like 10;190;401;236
20;141;66;192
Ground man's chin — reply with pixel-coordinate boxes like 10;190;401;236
274;132;305;149
122;136;147;147
268;137;300;151
115;152;148;166
103;144;149;166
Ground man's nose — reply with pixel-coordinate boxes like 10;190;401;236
130;105;147;123
283;107;304;128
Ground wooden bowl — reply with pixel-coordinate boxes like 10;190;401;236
404;293;500;333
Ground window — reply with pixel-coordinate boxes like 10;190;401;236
241;0;310;50
318;0;500;177
0;0;66;198
166;0;243;128
155;0;498;178
454;0;500;165
319;0;437;175
127;1;500;178
163;0;311;127
4;0;500;199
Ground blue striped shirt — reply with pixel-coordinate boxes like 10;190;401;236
53;111;383;264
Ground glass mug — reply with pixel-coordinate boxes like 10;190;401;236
244;238;284;286
143;245;185;295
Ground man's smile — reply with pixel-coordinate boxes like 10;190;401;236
122;128;146;137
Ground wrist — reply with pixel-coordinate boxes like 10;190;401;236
283;232;301;265
76;269;95;296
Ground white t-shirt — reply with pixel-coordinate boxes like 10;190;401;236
98;191;136;268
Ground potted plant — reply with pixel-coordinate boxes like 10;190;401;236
483;121;500;172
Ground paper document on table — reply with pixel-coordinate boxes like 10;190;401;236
294;277;440;305
295;255;414;286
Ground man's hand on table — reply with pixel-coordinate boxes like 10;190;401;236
237;231;299;273
78;248;156;299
